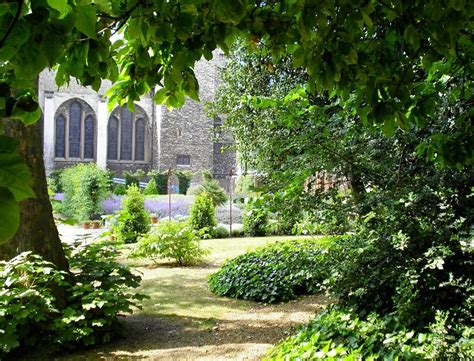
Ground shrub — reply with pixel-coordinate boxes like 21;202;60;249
265;307;474;360
113;184;150;243
60;164;109;222
208;238;334;303
189;193;217;237
242;197;268;236
192;171;227;207
113;183;127;195
0;244;146;357
48;169;64;193
123;169;145;188
143;178;158;195
130;220;208;266
148;170;168;194
214;224;230;238
176;171;193;195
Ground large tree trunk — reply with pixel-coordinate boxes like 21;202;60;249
0;118;69;271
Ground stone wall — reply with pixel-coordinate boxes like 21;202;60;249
39;50;235;184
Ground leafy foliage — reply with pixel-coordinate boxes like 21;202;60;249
130;220;208;266
60;163;109;222
123;169;145;188
190;171;227;207
0;243;146;356
242;197;268;237
143;178;158;196
189;192;217;237
148;170;168;195
176;171;192;195
113;183;127;196
266;307;474;360
0;0;471;241
208;238;334;303
48;169;64;193
113;184;150;243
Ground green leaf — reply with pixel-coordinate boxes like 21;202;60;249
0;135;35;201
76;5;97;39
0;187;20;244
47;0;71;19
382;116;397;136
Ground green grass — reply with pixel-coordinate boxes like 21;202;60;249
122;235;317;320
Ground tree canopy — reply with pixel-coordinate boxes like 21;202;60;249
0;0;472;241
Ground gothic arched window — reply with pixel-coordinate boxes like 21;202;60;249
107;105;148;162
54;99;96;160
107;117;119;160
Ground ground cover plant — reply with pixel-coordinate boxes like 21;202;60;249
265;306;474;360
208;237;335;303
0;243;146;357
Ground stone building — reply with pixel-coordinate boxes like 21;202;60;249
39;53;235;187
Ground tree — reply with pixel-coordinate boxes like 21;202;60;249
208;43;474;329
0;1;471;260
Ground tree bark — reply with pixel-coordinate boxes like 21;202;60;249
0;118;69;271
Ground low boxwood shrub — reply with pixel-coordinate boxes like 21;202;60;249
113;184;150;243
0;243;146;357
208;238;335;303
214;224;230;238
60;163;109;222
113;183;127;195
265;307;474;360
130;220;208;266
143;178;158;195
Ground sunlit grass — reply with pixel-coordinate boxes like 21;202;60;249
122;235;318;320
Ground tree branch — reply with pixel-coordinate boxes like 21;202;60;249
0;0;24;48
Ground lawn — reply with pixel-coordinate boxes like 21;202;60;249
59;235;329;360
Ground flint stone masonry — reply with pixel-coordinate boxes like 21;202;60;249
39;51;234;185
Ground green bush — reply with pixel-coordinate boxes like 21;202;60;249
0;244;146;356
265;307;474;360
176;171;192;195
189;193;217;237
113;183;127;195
148;170;168;195
60;164;109;222
208;238;334;303
242;197;268;236
143;178;158;195
123;169;145;188
113;184;150;243
214;224;230;238
48;169;64;193
130;220;208;266
192;171;227;207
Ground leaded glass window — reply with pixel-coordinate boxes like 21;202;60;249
120;107;133;160
54;99;96;161
135;118;145;161
55;114;66;158
107;117;119;160
69;101;81;158
107;105;148;162
84;115;94;159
